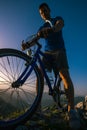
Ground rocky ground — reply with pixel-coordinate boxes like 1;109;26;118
15;105;87;130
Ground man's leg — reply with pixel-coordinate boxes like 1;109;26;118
59;68;81;129
59;68;74;112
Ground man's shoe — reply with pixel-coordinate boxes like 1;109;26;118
69;109;81;129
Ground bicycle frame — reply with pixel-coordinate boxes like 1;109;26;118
15;41;58;95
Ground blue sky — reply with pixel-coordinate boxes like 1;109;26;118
0;0;87;96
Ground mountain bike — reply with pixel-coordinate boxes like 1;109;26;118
0;34;67;129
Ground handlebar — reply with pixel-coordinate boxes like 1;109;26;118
21;34;41;51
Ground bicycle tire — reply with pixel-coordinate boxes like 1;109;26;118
0;48;44;129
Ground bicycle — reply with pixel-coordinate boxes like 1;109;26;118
0;34;67;129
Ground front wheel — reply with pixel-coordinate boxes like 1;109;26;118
0;48;44;129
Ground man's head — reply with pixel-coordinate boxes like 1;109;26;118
39;3;51;21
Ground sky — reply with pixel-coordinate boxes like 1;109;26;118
0;0;87;96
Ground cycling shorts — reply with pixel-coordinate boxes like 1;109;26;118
42;50;69;75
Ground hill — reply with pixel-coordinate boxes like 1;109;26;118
15;94;87;130
15;104;87;130
0;93;87;130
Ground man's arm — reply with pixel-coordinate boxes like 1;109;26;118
53;19;64;32
38;19;64;38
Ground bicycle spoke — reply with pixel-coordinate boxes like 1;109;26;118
0;48;43;128
0;55;37;120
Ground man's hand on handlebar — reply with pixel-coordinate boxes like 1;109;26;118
21;39;37;51
21;40;27;51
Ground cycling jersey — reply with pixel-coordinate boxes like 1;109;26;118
38;16;65;51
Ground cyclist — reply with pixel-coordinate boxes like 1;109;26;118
22;2;81;129
37;3;81;129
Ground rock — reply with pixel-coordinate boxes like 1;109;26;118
25;105;69;130
75;101;83;109
85;96;87;102
15;97;87;130
15;125;28;130
75;96;87;120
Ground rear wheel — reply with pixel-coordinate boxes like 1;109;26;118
0;48;44;129
53;77;68;111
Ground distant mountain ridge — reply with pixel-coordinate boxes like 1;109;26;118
0;97;16;116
